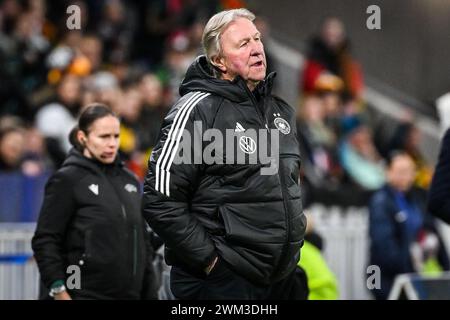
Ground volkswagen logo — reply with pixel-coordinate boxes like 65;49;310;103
239;136;257;154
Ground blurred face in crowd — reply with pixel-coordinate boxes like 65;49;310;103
57;74;81;107
406;126;421;151
349;126;368;146
321;17;345;50
140;74;163;108
0;129;25;167
387;154;417;192
104;0;124;23
78;116;120;164
301;95;325;122
213;18;266;91
321;91;342;117
120;87;143;123
80;36;103;71
25;128;45;155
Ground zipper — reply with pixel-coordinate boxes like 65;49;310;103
121;204;127;220
273;158;292;278
242;81;269;131
133;226;137;277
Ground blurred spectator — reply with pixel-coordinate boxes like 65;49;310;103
297;95;341;187
35;73;81;166
0;120;26;172
139;73;167;150
0;1;50;119
339;117;385;191
369;152;450;300
79;34;103;72
301;17;364;100
22;127;54;176
388;122;433;189
84;71;120;110
162;29;199;101
96;0;136;64
118;83;143;156
135;0;218;64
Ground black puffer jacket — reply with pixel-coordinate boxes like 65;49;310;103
142;56;306;286
32;149;156;299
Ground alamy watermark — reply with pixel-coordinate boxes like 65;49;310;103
366;5;381;30
170;121;281;176
367;265;381;290
66;5;81;30
66;265;81;290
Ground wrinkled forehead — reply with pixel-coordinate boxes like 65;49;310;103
221;18;260;45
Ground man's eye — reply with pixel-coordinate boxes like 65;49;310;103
240;42;248;47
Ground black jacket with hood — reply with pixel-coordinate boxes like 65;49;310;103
142;56;307;286
32;149;156;299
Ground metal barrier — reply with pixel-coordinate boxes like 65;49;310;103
308;204;372;300
6;207;449;300
0;223;39;300
0;208;372;300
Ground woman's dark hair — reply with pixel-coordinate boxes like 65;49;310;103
69;103;118;151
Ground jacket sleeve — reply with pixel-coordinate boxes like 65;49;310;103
142;92;216;272
31;169;76;288
428;128;450;223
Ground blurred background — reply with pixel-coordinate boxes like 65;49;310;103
1;0;450;299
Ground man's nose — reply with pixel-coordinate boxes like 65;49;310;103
250;42;264;56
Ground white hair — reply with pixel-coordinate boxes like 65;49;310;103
202;8;256;64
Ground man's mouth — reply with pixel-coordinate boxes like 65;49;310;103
251;61;264;67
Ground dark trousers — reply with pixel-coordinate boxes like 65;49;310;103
170;257;308;300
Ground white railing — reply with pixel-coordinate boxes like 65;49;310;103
307;204;372;300
0;223;39;300
0;209;373;300
4;211;449;300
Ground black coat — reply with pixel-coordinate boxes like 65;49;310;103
428;128;450;223
32;149;156;299
142;56;307;286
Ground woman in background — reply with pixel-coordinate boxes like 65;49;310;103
32;103;157;300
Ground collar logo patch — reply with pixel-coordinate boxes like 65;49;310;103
88;184;99;195
274;117;291;135
125;184;138;193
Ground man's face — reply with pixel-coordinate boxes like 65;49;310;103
214;18;267;90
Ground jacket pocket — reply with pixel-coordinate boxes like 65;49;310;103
218;203;286;244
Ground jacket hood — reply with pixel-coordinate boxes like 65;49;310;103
179;55;276;103
62;148;123;175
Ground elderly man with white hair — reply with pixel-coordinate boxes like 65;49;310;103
143;8;307;300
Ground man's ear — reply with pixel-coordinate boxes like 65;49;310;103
211;55;226;73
